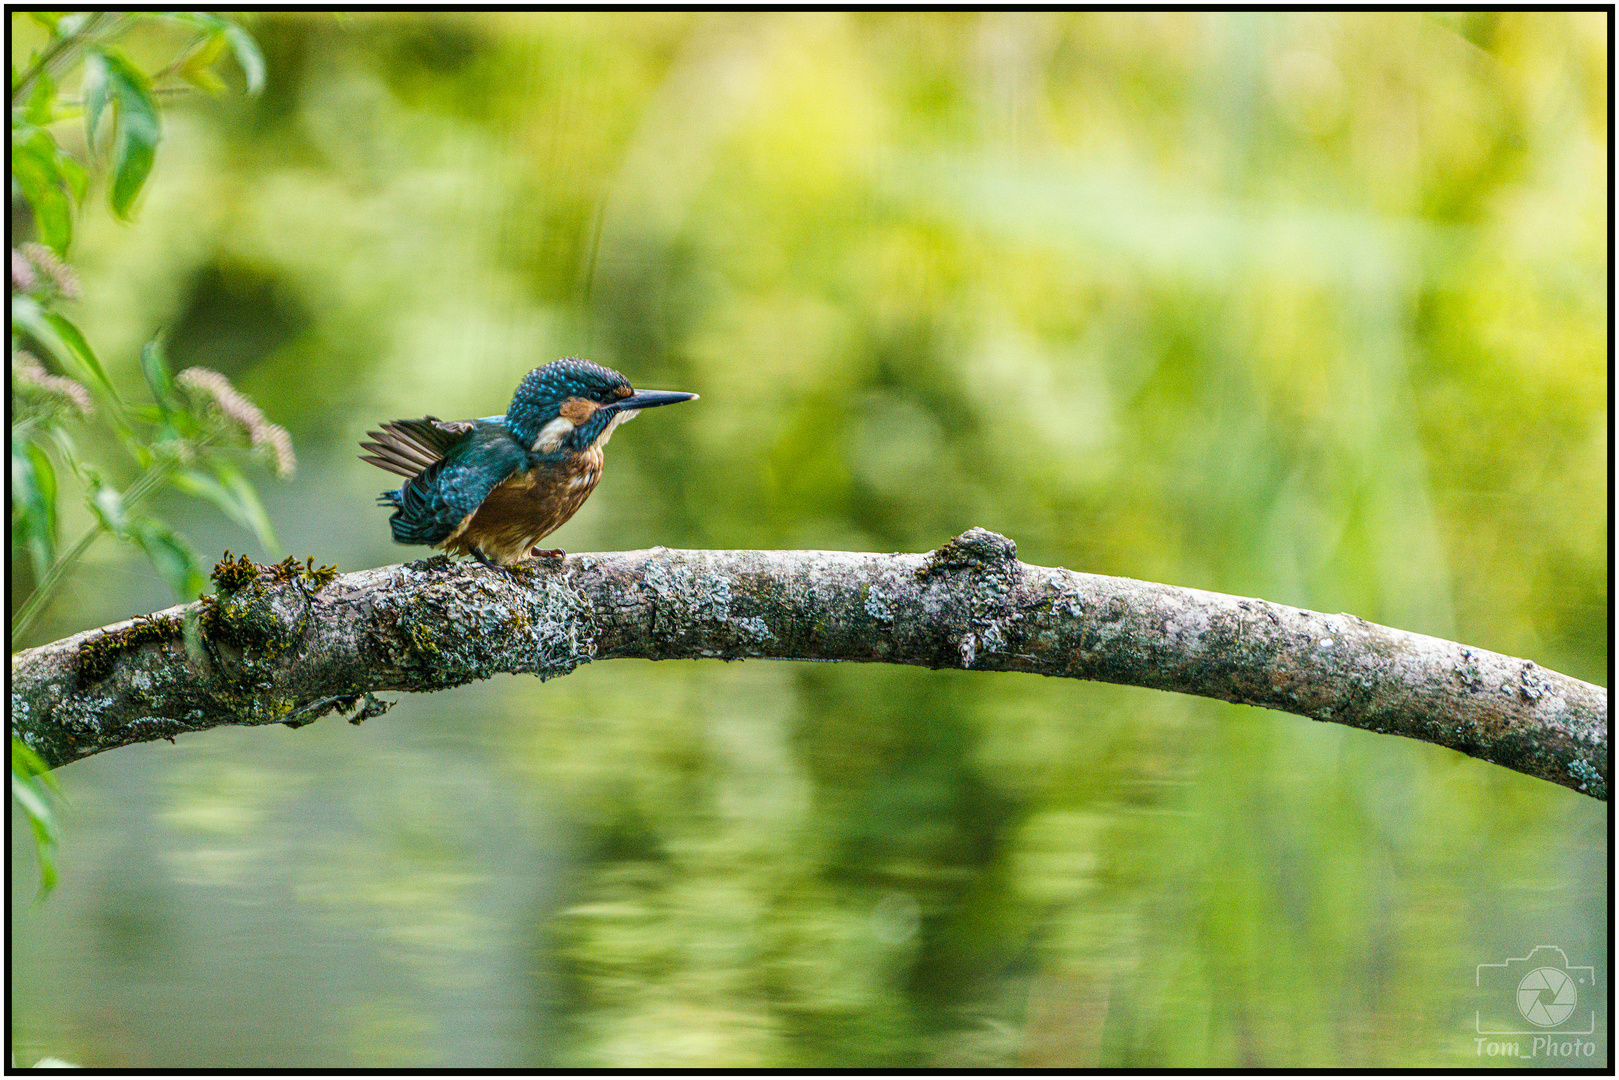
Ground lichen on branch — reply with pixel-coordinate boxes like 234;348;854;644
8;530;1609;800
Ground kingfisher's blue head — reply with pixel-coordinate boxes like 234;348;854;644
505;358;697;455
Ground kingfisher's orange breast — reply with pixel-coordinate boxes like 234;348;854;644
444;446;604;564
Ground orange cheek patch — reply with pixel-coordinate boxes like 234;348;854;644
559;397;598;424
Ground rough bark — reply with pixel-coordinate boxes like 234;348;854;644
9;529;1609;799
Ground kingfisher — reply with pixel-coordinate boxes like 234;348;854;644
360;358;697;566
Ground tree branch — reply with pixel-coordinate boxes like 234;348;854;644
9;529;1608;799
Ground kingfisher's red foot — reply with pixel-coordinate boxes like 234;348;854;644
530;547;566;560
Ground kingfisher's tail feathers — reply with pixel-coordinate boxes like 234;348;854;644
382;455;465;548
378;487;433;545
388;481;454;546
390;512;445;546
359;416;477;478
385;480;437;545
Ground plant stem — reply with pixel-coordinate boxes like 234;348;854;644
149;31;216;86
10;12;122;108
57;86;197;107
11;528;100;644
11;463;171;643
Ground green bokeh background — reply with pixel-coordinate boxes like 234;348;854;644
10;11;1608;1068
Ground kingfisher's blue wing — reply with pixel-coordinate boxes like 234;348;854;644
360;416;480;477
369;421;528;547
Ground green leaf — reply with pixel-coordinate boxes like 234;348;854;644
129;519;206;600
168;469;246;528
11;296;122;404
191;31;231;68
81;50;110;146
168;463;281;554
139;334;184;417
11;440;58;580
11;772;55;823
28;12;64;35
11;131;72;254
11;739;60;794
12;737;62;898
12;771;60;897
11;293;46;344
214;458;282;552
179;33;230;96
58;151;89;204
26;442;59;564
87;47;162;220
221;22;266;96
25;72;56;126
27;442;59;518
153;15;265;96
180;62;227;96
43;312;114;397
43;423;80;469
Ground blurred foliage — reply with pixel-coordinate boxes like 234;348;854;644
9;11;287;895
8;11;1608;1069
10;737;63;899
10;11;283;637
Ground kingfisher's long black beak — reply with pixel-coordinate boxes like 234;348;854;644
618;389;698;410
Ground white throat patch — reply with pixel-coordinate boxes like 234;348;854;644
532;415;576;453
593;409;638;448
